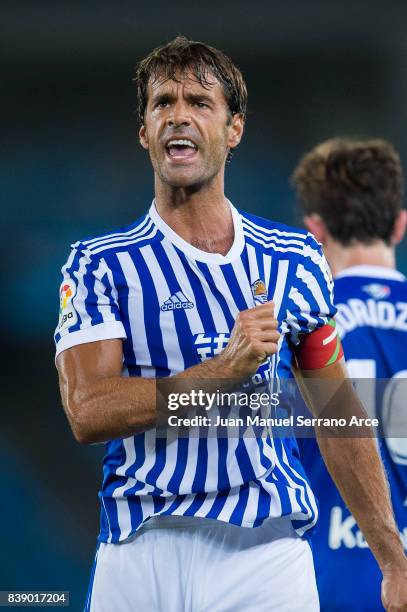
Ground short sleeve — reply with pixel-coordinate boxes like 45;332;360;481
285;233;336;346
54;245;126;358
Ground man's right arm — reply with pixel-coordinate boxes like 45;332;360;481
56;301;279;444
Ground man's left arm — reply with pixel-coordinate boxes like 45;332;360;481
293;356;407;612
287;231;407;609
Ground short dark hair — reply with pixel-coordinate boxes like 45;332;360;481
292;138;404;245
134;35;247;126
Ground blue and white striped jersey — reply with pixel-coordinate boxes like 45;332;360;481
298;265;407;611
54;201;336;543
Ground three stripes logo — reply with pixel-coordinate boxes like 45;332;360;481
160;291;194;311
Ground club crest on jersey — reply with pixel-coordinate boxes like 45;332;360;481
161;290;194;311
58;278;78;331
362;283;391;300
251;279;268;304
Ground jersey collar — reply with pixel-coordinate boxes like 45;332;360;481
148;199;245;264
335;265;406;282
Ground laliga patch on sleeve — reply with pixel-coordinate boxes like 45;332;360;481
58;278;78;331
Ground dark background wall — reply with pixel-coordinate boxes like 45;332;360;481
3;1;407;607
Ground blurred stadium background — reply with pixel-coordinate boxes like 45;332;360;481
3;1;407;607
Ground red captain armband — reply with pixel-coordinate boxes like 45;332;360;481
294;319;344;370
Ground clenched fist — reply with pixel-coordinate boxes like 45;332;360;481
217;301;280;378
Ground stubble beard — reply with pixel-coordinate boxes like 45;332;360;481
152;148;225;192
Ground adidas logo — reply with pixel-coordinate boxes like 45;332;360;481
160;291;194;312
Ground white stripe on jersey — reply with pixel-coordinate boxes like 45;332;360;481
230;256;257;309
187;259;230;330
288;287;318;328
243;232;304;255
158;242;205;333
116;252;152;374
80;216;152;249
110;437;137;541
263;253;272;292
242;215;307;240
246;243;261;290
73;252;92;329
296;263;331;316
243;221;305;248
90;225;159;255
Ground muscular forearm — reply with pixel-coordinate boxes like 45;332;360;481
61;373;155;443
294;361;406;575
60;352;237;444
318;434;405;572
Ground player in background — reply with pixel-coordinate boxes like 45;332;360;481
55;34;407;611
293;138;407;611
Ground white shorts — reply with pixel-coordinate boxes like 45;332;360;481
86;515;319;612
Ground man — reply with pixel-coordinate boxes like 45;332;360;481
293;138;407;611
55;37;407;611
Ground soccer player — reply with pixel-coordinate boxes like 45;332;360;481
55;38;407;611
293;138;407;611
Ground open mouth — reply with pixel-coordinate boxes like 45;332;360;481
165;139;198;161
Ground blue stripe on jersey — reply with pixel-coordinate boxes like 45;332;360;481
161;495;187;516
238;245;252;281
217;438;231;491
174;249;216;330
235;439;258;483
99;501;109;540
151;241;199;369
253;480;272;527
100;270;122;322
125;434;146;478
221;262;251;310
166;438;189;493
229;483;250;525
128;249;171;377
83;256;105;326
191;438;209;493
99;492;121;543
277;336;295;375
195;261;236;329
110;253;141;376
266;260;278;304
145;437;167;497
100;439;126;542
125;496;144;534
205;490;229;519
184;493;208;516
